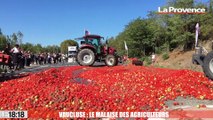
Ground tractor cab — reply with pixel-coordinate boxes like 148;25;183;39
83;35;103;54
76;35;104;54
83;35;103;44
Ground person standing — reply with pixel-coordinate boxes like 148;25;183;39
10;44;21;70
47;53;51;64
26;51;31;66
3;43;12;69
3;43;11;55
19;49;25;69
151;53;156;66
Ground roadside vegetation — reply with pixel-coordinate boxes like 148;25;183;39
109;0;213;60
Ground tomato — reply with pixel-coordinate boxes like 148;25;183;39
0;65;212;118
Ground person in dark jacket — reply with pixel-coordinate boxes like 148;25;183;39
3;43;12;69
3;43;11;55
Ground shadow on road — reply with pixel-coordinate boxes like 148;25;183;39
0;73;29;82
92;64;106;67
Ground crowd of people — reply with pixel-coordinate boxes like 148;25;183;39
1;43;67;71
1;43;158;71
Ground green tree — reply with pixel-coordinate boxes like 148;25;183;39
0;28;2;35
7;31;24;46
44;45;60;53
210;0;213;13
157;0;204;51
33;44;44;53
0;34;7;51
6;35;11;43
60;39;77;54
11;33;18;46
21;42;34;52
110;18;158;57
0;29;7;50
110;0;213;56
17;31;23;45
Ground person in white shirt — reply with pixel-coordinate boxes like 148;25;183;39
11;44;20;53
151;53;156;66
11;44;21;70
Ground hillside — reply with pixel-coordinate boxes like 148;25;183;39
156;40;213;72
157;50;203;72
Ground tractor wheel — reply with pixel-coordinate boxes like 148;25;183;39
77;49;95;66
105;54;118;67
203;51;213;80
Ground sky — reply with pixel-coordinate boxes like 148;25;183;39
0;0;169;46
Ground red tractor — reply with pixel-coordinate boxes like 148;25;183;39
75;34;119;66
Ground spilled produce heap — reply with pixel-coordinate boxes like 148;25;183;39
0;65;212;118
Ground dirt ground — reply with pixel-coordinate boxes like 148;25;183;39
156;40;213;72
156;50;203;72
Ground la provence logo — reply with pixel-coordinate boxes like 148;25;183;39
158;7;206;14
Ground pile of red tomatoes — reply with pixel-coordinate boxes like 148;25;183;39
0;65;212;118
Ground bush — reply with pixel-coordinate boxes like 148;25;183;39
139;57;145;62
155;47;162;54
155;44;170;54
162;53;169;60
141;56;152;66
